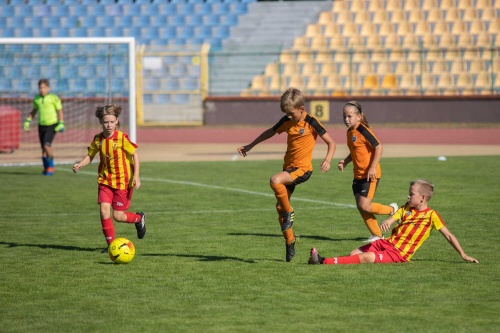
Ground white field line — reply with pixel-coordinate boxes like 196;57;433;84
60;168;356;209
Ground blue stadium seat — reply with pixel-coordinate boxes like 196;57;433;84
179;26;194;39
89;79;106;93
11;17;25;29
161;26;178;38
38;28;52;37
119;15;133;28
197;26;212;39
29;0;45;4
205;14;220;27
208;37;222;48
65;0;82;4
190;0;204;3
46;0;63;4
101;16;115;27
72;78;88;92
136;15;151;28
74;29;88;37
174;94;190;104
188;14;203;26
206;0;222;3
56;28;70;37
135;0;153;4
109;27;124;37
29;16;43;28
72;5;89;16
128;27;142;39
112;65;127;77
154;94;170;104
9;66;22;79
234;3;248;15
197;3;212;15
16;80;33;93
143;94;154;104
19;6;33;17
55;5;69;16
215;25;230;39
107;4;123;16
216;3;230;15
183;77;199;90
0;17;6;27
111;80;127;93
145;78;161;91
224;13;238;26
19;28;34;38
171;0;186;4
171;14;186;27
65;16;80;28
55;79;70;92
46;17;62;29
82;16;97;28
0;6;15;17
143;3;160;16
172;64;188;76
165;78;180;90
154;14;168;27
91;27;106;37
181;3;195;15
174;38;186;46
100;0;117;4
144;27;159;39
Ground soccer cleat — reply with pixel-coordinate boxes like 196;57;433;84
135;212;146;239
281;210;295;231
285;234;299;262
389;202;398;216
308;247;323;265
363;235;381;243
101;246;109;254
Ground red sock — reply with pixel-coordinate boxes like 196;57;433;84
124;212;140;223
323;255;361;265
101;218;115;245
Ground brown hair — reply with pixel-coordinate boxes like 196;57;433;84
280;87;305;113
95;104;122;127
411;179;434;201
344;100;370;128
38;78;50;87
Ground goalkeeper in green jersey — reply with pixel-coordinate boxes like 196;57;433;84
23;79;65;176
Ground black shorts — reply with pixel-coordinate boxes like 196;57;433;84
284;167;312;194
352;178;380;199
38;124;57;148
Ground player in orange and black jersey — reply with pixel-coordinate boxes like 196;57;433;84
237;88;336;262
309;179;478;265
337;101;397;242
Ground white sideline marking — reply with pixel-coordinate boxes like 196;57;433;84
61;168;356;208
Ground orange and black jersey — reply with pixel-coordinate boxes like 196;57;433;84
272;112;327;171
347;123;381;179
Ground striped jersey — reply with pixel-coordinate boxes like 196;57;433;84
346;123;381;179
87;130;138;190
272;112;327;171
387;203;446;261
32;93;62;126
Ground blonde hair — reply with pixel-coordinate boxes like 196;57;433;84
95;104;122;127
280;87;305;113
344;101;370;128
411;179;434;201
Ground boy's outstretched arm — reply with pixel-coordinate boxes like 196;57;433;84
439;227;479;263
319;132;336;172
132;150;141;189
237;128;275;157
73;155;93;173
380;216;396;232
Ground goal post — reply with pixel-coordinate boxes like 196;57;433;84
0;37;136;166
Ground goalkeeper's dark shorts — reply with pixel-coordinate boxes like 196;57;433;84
38;124;57;148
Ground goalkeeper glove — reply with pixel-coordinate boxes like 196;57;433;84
23;118;31;131
55;121;65;133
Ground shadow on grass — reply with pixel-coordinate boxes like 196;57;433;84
227;232;365;242
0;241;102;252
142;253;282;263
0;171;44;176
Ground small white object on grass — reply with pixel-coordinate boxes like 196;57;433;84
231;154;239;161
437;156;447;161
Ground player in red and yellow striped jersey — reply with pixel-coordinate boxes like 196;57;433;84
309;180;478;265
73;105;146;252
237;88;336;262
338;101;397;242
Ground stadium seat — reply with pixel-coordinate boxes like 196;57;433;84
426;9;442;22
224;14;238;26
119;15;133;28
19;5;33;17
81;16;97;28
0;6;15;17
171;14;186;27
65;16;80;28
188;14;204;26
10;17;25;29
234;2;248;15
198;3;213;15
197;26;212;39
136;15;151;28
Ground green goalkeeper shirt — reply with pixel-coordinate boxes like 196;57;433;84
33;93;62;126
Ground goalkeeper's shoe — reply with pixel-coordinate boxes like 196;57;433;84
286;234;299;262
308;247;324;265
135;212;146;239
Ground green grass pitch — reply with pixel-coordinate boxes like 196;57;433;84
0;155;499;332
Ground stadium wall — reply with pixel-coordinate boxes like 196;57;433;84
204;96;500;125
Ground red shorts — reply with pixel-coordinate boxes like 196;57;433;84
98;185;133;211
358;239;407;263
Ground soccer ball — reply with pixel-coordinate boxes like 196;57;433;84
108;238;135;264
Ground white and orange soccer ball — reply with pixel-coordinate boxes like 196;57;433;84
108;238;136;264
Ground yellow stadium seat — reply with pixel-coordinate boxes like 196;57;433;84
251;75;266;89
376;61;392;75
426;9;443;22
378;22;394;36
372;10;388;24
354;11;370;24
336;13;352;25
474;72;492;90
405;0;420;10
381;74;398;90
279;51;295;64
310;36;328;50
390;10;406;23
432;60;447;73
469;21;485;34
305;24;322;37
365;35;382;48
451;21;467;35
437;73;453;89
396;22;412;36
370;48;388;62
360;22;376;36
462;8;478;21
240;88;257;97
488;20;500;34
457;0;472;9
408;10;424;23
476;34;492;46
350;0;365;12
301;63;317;76
433;21;449;34
332;0;347;13
421;34;437;47
268;75;285;92
324;73;341;89
320;62;336;76
422;0;438;9
264;63;280;76
445;9;460;22
337;62;351;76
456;34;473;46
400;73;417;89
481;8;496;21
316;52;333;64
292;36;308;50
469;60;485;73
288;75;305;89
329;35;345;48
386;0;401;11
363;74;379;89
347;35;364;47
306;74;324;91
402;34;418;47
415;22;431;36
368;0;384;12
342;22;358;36
323;23;340;37
395;61;410;74
281;63;298;77
456;73;473;90
476;0;491;8
450;60;465;73
318;11;333;25
439;33;455;46
440;0;455;9
384;34;400;47
296;51;315;64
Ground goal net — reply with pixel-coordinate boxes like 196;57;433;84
0;37;136;167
